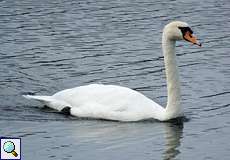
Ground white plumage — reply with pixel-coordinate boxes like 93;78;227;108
24;21;201;121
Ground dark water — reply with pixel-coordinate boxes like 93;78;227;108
0;0;230;159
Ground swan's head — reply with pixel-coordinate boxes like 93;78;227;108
163;21;201;46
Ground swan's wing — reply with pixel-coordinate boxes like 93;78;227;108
53;84;158;112
70;102;143;121
24;84;165;121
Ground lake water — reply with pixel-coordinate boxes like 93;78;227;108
0;0;230;159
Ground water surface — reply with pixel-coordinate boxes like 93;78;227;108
0;0;230;159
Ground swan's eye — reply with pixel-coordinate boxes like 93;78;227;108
178;26;193;35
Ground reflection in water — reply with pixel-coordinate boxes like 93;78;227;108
163;119;184;160
69;119;184;160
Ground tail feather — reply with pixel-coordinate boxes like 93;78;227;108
23;95;54;102
23;95;71;111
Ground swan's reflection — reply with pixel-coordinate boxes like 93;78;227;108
70;118;184;159
163;118;184;160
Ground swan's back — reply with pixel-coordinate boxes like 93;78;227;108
24;84;166;121
49;84;165;121
54;84;156;111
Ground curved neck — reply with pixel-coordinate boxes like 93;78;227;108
162;34;182;119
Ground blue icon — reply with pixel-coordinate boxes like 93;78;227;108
1;137;21;160
3;141;18;157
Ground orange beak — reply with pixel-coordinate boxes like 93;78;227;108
184;31;202;47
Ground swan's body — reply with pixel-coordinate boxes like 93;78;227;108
25;84;165;121
24;21;201;121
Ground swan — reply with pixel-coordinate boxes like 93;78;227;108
24;21;201;122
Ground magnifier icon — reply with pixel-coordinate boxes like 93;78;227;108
3;141;18;157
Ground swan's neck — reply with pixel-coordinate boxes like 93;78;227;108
162;34;182;119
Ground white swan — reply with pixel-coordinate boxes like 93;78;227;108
24;21;201;122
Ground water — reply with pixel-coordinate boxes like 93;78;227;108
0;0;230;159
